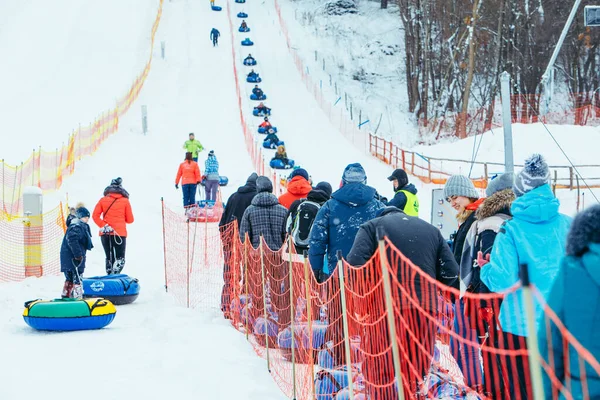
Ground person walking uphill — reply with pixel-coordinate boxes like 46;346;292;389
183;133;204;162
539;205;600;400
387;168;419;216
175;152;201;208
481;154;571;400
279;168;312;210
210;28;220;46
93;177;134;275
308;163;384;283
204;150;220;202
60;206;93;299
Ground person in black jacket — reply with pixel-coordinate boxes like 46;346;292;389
60;206;93;299
219;172;258;316
252;85;264;99
346;206;459;398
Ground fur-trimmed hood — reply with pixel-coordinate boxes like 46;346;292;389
476;189;515;220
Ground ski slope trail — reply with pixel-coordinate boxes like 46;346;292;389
0;1;282;399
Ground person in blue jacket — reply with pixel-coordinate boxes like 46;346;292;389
264;129;280;147
480;154;571;400
308;163;384;282
539;204;600;400
60;206;94;299
210;28;220;46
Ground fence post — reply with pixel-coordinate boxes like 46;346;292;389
336;250;355;399
520;264;546;400
303;250;316;399
411;152;415;174
484;163;489;182
428;159;432;183
569;167;574;190
259;237;271;372
288;237;297;400
186;219;190;308
350;103;353;120
576;175;581;212
376;228;405;400
552;170;557;196
161;197;168;292
244;236;250;340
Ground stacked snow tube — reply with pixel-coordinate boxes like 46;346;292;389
270;158;295;169
243;58;257;66
239;26;250;32
237;12;248;18
200;176;229;186
186;202;223;223
315;366;361;400
277;322;327;362
246;75;261;83
258;126;276;134
253;108;270;116
83;274;140;305
317;337;363;369
23;298;116;331
241;38;254;46
250;93;267;100
262;140;285;149
253;316;278;348
211;5;222;11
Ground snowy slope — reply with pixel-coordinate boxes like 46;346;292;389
0;1;284;398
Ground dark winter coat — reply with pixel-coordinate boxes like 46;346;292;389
239;192;289;250
287;188;331;232
347;207;458;311
210;29;220;40
387;183;418;211
60;219;93;273
308;183;384;280
265;133;279;143
219;175;258;228
451;201;483;264
252;88;263;98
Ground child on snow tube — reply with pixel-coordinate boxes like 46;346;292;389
253;102;271;116
270;145;295;169
243;53;256;65
239;20;250;32
237;12;248;18
258;117;274;133
247;70;261;83
263;130;284;149
250;85;266;100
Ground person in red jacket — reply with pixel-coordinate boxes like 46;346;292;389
278;168;312;209
176;152;201;208
92;177;135;274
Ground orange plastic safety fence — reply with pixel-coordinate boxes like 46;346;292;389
0;203;68;282
0;0;164;215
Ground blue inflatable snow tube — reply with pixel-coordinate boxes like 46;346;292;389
270;158;295;169
277;322;327;349
315;367;356;400
83;274;140;305
253;108;271;116
235;0;245;3
211;5;222;11
318;337;362;369
246;75;261;83
258;126;277;134
241;39;254;46
237;12;248;18
250;93;267;101
201;175;229;186
262;140;285;149
239;26;250;32
243;58;257;66
335;390;367;400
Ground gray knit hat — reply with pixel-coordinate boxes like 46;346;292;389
444;175;479;200
514;154;550;197
486;172;515;197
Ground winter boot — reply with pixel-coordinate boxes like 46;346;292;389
105;259;113;275
61;281;74;299
112;258;125;274
71;284;83;300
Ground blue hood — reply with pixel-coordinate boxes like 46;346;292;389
583;243;600;287
511;184;559;224
332;183;376;207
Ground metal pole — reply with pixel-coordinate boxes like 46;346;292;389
336;250;355;399
500;72;515;173
377;228;406;400
520;264;546;400
288;236;297;400
259;238;271;372
540;0;583;114
303;250;316;400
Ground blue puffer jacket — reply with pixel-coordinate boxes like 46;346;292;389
539;243;600;399
60;219;93;273
481;184;571;337
205;156;219;180
308;182;384;280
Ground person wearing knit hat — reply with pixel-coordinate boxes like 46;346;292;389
104;177;130;199
204;150;220;202
539;204;600;399
341;163;367;185
315;181;332;198
481;154;571;400
278;168;312;210
387;168;419;217
60;203;93;299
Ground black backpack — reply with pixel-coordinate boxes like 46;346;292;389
291;200;321;248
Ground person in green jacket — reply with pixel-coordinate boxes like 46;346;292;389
387;168;419;216
183;133;204;162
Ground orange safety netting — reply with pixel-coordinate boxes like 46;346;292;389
0;0;164;216
162;202;600;400
0;203;68;282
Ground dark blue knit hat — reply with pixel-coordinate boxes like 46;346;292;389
342;163;367;185
290;168;309;181
76;207;90;219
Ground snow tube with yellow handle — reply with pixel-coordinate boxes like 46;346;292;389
23;298;116;331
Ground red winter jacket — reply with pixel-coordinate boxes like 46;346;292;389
92;193;134;237
175;160;201;186
278;176;312;209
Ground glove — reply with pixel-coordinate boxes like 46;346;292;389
73;257;83;267
197;181;201;185
477;251;491;267
175;184;179;189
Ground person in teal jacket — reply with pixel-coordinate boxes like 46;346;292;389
183;132;204;162
539;204;600;399
480;154;571;400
